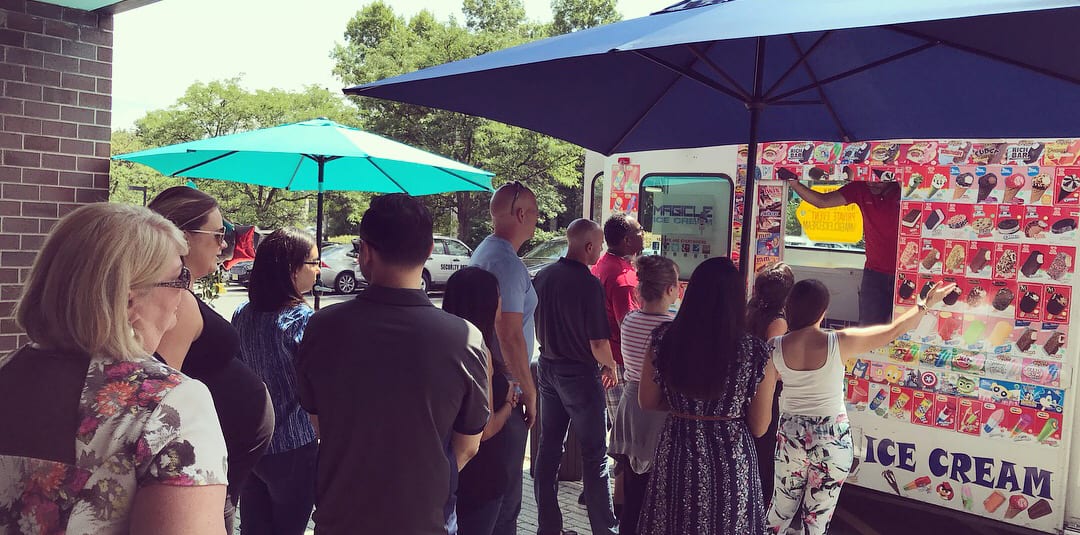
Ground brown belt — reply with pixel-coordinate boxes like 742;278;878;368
670;412;741;421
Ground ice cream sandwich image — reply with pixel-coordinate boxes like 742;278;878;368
924;209;944;231
901;209;921;229
997;218;1020;236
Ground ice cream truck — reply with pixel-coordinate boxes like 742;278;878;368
583;140;1080;533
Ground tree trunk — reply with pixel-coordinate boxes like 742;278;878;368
456;191;470;242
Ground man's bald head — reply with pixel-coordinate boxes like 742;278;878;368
489;181;538;248
566;218;604;265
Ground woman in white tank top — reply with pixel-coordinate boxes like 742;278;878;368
765;279;953;535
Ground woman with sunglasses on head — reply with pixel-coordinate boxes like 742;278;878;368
765;279;953;535
149;186;275;533
231;228;321;534
442;267;520;535
0;203;229;534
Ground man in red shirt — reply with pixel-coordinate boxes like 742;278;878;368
784;178;900;325
591;214;645;416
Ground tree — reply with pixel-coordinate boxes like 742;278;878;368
109;130;185;205
551;0;621;35
127;78;363;229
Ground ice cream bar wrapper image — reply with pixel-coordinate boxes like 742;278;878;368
984;489;1006;513
1028;498;1053;520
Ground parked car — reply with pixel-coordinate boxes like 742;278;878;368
319;243;362;294
351;235;473;293
227;260;254;286
522;237;568;278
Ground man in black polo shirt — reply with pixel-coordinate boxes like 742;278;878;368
533;218;619;535
296;194;489;535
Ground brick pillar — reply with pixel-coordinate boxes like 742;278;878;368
1;0;113;351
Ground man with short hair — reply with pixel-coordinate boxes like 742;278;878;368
533;218;619;535
469;180;539;534
296;194;489;535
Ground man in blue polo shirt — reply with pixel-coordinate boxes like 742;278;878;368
470;181;538;535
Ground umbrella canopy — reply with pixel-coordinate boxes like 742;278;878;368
114;118;493;306
345;0;1080;272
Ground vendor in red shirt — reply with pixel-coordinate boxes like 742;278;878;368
783;177;900;326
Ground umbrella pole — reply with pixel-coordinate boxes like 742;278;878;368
315;160;325;310
737;37;766;279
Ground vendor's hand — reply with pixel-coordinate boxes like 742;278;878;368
506;381;521;408
601;365;619;390
924;282;957;308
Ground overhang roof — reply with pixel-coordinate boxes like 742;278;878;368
33;0;162;15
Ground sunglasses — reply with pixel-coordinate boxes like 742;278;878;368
154;265;192;289
508;181;525;215
188;227;226;241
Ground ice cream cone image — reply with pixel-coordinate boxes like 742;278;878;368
1003;174;1026;203
927;173;948;199
1060;174;1080;203
904;173;924;197
953;172;974;199
1005;495;1029;519
1032;174;1052;204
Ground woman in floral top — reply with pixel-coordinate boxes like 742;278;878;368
0;203;229;534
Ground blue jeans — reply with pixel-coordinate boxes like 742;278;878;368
859;268;894;326
493;409;527;535
534;358;618;535
458;496;503;535
240;440;317;535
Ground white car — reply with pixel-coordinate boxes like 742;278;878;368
350;235;473;293
319;244;362;294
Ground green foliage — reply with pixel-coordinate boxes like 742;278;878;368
109;130;186;205
551;0;622;34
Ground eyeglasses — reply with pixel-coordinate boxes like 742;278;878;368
154;265;191;289
302;260;321;266
188;227;226;241
507;181;525;215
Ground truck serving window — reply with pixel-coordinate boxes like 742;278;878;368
638;174;733;280
785;179;866;253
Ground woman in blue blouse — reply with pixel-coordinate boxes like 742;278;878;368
232;228;321;534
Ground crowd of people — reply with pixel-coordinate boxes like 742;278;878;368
0;180;945;535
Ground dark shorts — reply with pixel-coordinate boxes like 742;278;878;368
859;268;895;326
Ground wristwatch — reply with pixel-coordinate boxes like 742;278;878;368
916;298;928;312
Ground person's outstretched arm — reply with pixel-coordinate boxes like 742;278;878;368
786;180;850;208
837;282;955;357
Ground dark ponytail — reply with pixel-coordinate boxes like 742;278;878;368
784;279;830;331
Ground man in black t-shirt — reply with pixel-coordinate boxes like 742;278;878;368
532;219;619;535
296;194;489;535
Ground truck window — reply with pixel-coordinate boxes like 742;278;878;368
638;174;733;280
785;180;866;253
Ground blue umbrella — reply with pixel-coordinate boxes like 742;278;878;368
345;0;1080;273
114;118;493;305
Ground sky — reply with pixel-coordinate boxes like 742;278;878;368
112;0;663;130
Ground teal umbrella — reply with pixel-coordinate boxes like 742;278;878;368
114;118;494;305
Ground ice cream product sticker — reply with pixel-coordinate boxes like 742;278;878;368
1045;206;1078;244
957;398;982;435
1042;285;1070;324
1044;245;1075;283
1016;283;1045;322
1018;244;1047;282
890;386;914;421
995;204;1022;242
1030;170;1055;206
1041;328;1067;360
1000;167;1029;204
937;276;964;310
1041;140;1080;166
902;142;939;166
899;200;923;237
980;379;1021;406
968;203;997;240
938;141;972;166
993;242;1019;280
911;391;935;426
983;352;1020;380
921;202;948;237
942;204;972;240
920;239;944;275
949;166;977;202
846;378;869;410
1053;167;1080;205
966;240;994;277
895;272;918;306
962;278;989;313
937;311;964;345
1001;142;1046;166
933;394;958;431
1020;359;1062;388
988;280;1017;318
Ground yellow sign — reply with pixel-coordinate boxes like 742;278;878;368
795;185;863;243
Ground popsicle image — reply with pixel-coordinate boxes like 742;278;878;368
1005;495;1029;519
1010;413;1033;437
992;287;1015;311
988;321;1013;347
1046;252;1072;281
883;469;901;496
983;409;1005;434
927;173;948;199
898;278;916;300
960;407;978;432
942;286;962;306
904;475;932;491
1018;290;1040;314
961;484;973;510
913;398;933;422
1021;251;1045;278
870;389;888;416
984;490;1006;513
1016;328;1038;352
1037;418;1059;443
1028;498;1053;520
1003;174;1026;203
977;173;998;203
904;173;924;197
953;172;974;199
891;393;910;419
1059;173;1080;203
961;319;985;346
969;247;991;273
1044;331;1065;356
1032;173;1052;204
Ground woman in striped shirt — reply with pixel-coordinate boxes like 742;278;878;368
608;255;679;534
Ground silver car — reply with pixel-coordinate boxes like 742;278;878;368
347;236;473;293
319;244;362;294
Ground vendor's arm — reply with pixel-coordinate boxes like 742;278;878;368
787;180;850;209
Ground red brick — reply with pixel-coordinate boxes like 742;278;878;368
78;59;109;78
5;12;44;34
0;62;23;82
26;1;63;19
94;141;108;157
0;29;25;47
4;116;40;134
1;284;24;300
42;86;77;105
41;120;75;137
24;100;59;119
0;97;24;114
25;33;61;54
75;156;107;173
59;138;92;154
25;67;60;86
77;123;109;142
42;153;75;170
59;105;94;123
100;14;113;31
5;47;44;68
61;8;98;27
42;52;78;72
92;173;107;188
0;236;17;250
78;91;109;109
19;233;43;250
39;185;73;202
5;81;42;100
0;133;21;149
43;19;79;40
2;0;27;14
60;39;96;60
2;183;39;200
0;319;19;333
96;46;112;62
37;218;58;233
60;72;94;91
58;171;92;186
3;150;41;167
95;77;110;94
74;188;106;203
1;218;38;234
79;26;110;46
95;110;110;126
20;201;55;218
23;135;59;152
22;168;57;185
0;200;19;216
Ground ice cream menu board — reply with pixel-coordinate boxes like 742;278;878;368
609;163;640;213
754;184;784;273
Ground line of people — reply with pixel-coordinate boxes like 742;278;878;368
0;180;952;535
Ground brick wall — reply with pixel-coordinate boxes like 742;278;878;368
0;0;112;351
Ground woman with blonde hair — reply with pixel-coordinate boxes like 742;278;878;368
149;186;274;532
0;202;228;534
